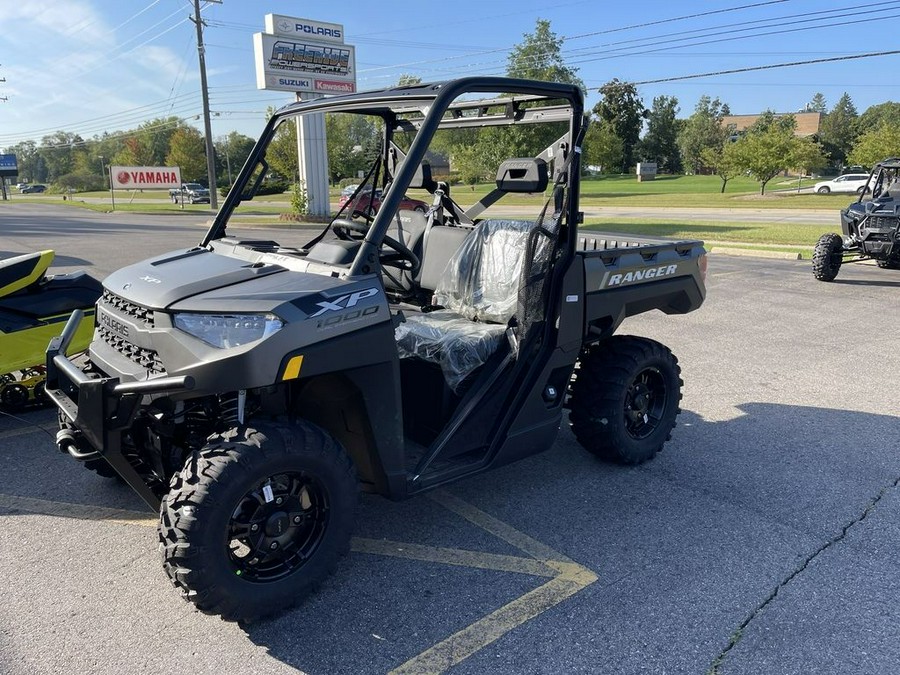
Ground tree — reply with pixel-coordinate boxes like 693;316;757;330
857;102;900;136
266;120;299;182
583;119;624;174
215;132;255;186
677;95;731;174
451;143;494;187
700;142;741;193
593;79;646;173
504;19;583;159
506;19;583;89
807;93;828;113
137;117;187;165
790;136;827;176
730;112;797;195
117;135;155;167
166;126;207;182
325;113;379;183
819;93;858;167
4;140;38;182
37;132;84;182
396;74;422;86
849;123;900;168
730;113;825;194
639;95;682;173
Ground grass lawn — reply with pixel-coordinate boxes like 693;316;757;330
576;174;850;209
581;218;823;246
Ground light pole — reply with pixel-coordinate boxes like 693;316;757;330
99;155;115;210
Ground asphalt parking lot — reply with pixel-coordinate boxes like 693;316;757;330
1;205;899;674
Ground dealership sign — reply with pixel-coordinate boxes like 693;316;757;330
110;166;181;190
265;15;344;43
253;14;356;94
0;154;17;178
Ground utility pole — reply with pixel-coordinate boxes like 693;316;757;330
190;0;219;210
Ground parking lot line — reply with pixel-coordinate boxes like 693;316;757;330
353;537;557;578
0;489;598;674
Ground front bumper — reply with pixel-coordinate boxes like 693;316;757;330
45;310;194;510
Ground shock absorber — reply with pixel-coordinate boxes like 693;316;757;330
218;392;240;427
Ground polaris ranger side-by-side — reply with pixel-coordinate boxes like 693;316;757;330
46;77;707;620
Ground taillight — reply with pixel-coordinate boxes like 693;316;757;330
698;253;708;283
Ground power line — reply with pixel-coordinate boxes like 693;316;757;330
630;50;900;86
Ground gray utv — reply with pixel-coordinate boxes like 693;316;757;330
46;77;707;620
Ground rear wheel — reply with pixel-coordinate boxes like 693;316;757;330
158;421;358;621
876;258;900;269
568;336;682;464
812;233;844;281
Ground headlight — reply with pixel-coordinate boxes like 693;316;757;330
173;313;283;349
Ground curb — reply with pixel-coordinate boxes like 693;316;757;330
710;247;803;260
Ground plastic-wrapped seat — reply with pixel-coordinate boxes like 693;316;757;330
395;219;538;392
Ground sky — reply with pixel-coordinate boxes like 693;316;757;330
1;0;899;149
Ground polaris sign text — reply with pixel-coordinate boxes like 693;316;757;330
110;166;182;190
265;14;344;43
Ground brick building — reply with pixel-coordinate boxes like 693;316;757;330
721;112;822;138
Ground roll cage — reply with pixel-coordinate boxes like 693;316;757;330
201;77;586;277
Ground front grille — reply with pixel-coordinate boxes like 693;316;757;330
101;290;154;326
98;326;166;375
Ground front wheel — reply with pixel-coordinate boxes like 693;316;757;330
812;233;844;281
568;336;682;464
158;422;357;621
817;186;831;194
876;258;900;269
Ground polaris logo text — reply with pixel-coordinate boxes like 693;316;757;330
308;288;379;318
604;264;678;288
295;24;342;39
98;310;129;338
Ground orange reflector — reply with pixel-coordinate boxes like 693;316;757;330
698;253;708;283
282;355;304;380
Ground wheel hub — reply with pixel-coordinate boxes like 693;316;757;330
265;511;290;537
227;472;328;582
624;368;667;439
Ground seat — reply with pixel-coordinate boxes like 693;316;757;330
381;209;430;295
0;250;54;299
395;219;543;392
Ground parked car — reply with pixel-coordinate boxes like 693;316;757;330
15;182;29;190
169;183;210;204
339;187;428;213
813;174;869;194
20;184;46;193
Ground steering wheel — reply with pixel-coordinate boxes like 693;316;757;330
339;220;420;274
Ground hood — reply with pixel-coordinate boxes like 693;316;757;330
103;247;287;308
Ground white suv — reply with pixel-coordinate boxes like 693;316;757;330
813;174;869;194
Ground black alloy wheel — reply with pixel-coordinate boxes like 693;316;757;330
623;367;668;440
228;470;329;582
